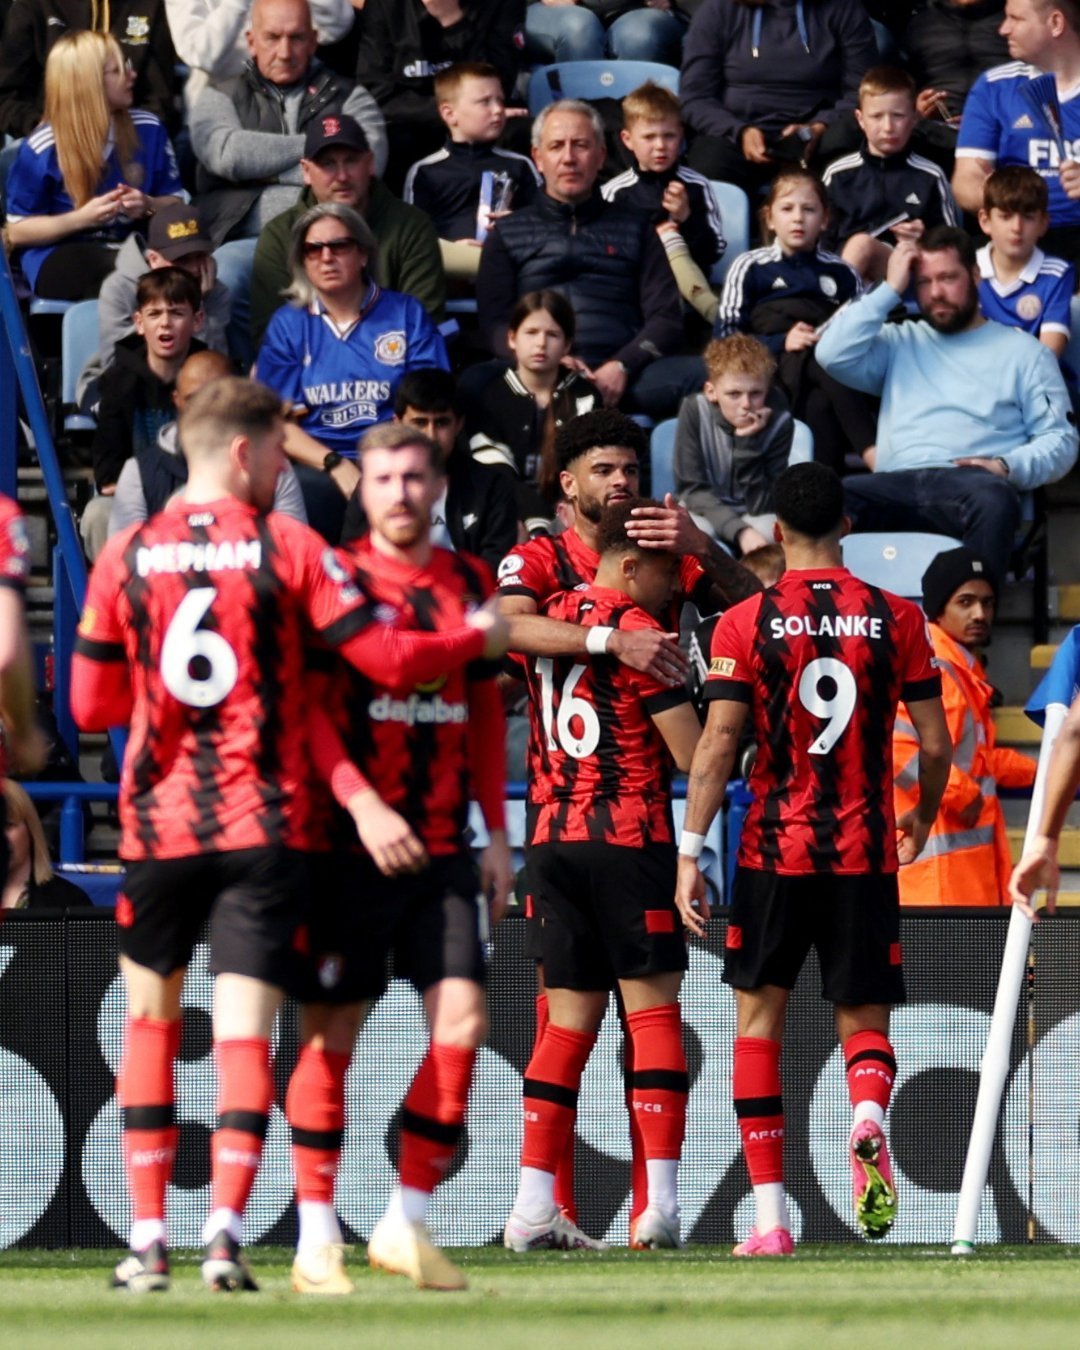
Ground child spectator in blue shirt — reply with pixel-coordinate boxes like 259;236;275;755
821;67;957;285
976;166;1075;362
402;62;540;281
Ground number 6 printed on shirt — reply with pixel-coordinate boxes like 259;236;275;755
160;588;239;709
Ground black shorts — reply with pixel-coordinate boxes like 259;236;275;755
298;850;486;1004
117;846;307;988
529;841;687;992
724;867;906;1006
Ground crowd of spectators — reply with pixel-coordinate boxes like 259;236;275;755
0;0;1078;594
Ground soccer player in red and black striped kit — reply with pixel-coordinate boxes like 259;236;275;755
71;379;507;1294
676;462;951;1254
503;498;702;1252
287;420;511;1293
497;408;761;1242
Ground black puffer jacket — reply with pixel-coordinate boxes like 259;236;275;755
476;190;683;373
0;0;177;138
902;0;1008;106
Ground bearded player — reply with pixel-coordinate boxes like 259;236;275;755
286;420;510;1294
502;499;701;1252
497;408;760;1239
71;379;506;1293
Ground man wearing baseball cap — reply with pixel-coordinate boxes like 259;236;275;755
893;546;1036;905
76;202;233;413
250;111;445;349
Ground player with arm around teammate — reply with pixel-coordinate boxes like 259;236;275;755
502;499;702;1254
286;420;511;1294
70;378;506;1295
497;408;762;1229
675;461;951;1254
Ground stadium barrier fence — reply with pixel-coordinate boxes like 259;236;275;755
1;908;1074;1251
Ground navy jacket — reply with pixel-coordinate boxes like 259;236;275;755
476;190;683;373
680;0;877;141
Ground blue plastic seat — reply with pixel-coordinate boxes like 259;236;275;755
60;300;100;432
841;531;961;601
709;181;750;287
527;60;679;118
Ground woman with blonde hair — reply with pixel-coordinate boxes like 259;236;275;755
4;29;183;299
1;781;91;910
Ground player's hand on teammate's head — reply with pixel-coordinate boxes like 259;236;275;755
626;497;708;557
675;858;710;938
469;598;510;659
608;627;687;686
481;830;513;926
1008;839;1059;920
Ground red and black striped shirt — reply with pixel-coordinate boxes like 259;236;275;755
326;539;499;856
519;585;690;847
705;567;940;875
72;499;488;861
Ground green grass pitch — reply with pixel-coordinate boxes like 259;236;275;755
3;1246;1080;1350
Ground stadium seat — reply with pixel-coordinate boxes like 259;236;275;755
1063;293;1080;376
841;531;960;601
789;418;813;463
60;300;99;433
527;60;680;118
709;181;750;286
650;418;677;500
29;297;74;320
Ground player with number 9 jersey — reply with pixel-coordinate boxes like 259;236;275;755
708;560;940;876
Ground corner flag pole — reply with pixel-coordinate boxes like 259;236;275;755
950;697;1068;1254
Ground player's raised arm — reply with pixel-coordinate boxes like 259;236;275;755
626;494;764;612
71;534;135;731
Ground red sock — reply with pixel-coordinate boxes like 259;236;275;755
535;994;579;1221
398;1043;476;1193
521;1023;596;1174
627;1004;688;1161
286;1045;350;1205
844;1030;896;1114
212;1038;273;1217
733;1036;784;1185
119;1016;181;1225
617;999;647;1224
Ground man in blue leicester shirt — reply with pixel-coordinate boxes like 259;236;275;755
254;201;449;539
816;225;1078;586
952;0;1080;264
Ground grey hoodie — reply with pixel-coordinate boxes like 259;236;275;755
76;232;232;410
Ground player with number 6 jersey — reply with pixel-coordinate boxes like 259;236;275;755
70;378;506;1298
675;462;951;1257
503;500;702;1255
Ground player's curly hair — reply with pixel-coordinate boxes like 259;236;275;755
773;462;845;540
598;497;661;554
555;409;647;474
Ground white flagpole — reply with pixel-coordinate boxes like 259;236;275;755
951;699;1068;1254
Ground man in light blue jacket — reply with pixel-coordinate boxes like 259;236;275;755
816;225;1077;584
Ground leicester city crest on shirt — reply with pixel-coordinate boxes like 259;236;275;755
374;330;407;365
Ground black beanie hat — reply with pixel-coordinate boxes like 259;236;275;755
921;546;996;621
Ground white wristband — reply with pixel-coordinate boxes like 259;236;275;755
585;626;614;656
678;830;706;859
